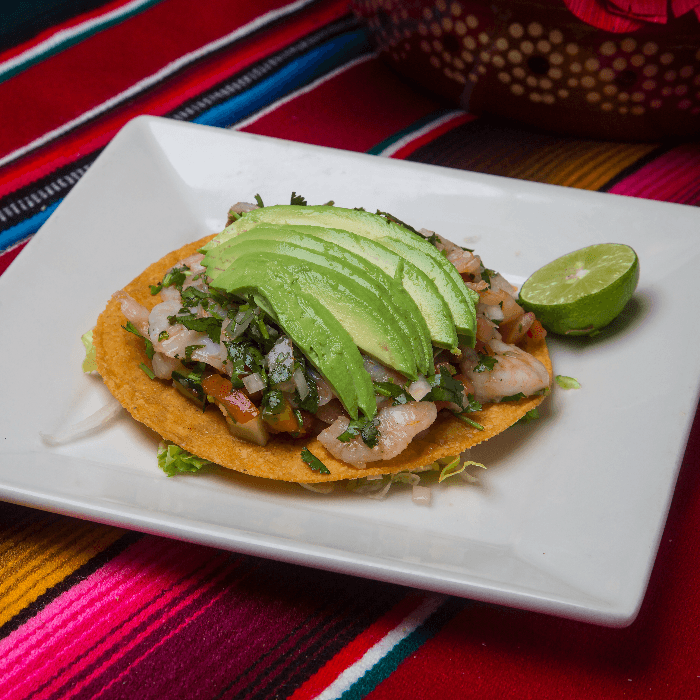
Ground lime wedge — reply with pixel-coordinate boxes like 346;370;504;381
519;243;639;336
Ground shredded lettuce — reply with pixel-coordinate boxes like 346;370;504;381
81;330;98;373
157;442;216;476
518;408;540;424
555;375;581;389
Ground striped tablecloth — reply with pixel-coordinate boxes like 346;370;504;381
1;1;699;698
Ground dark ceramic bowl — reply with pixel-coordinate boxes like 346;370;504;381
351;0;700;140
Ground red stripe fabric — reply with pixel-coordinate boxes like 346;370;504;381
364;413;700;699
0;0;311;157
0;0;140;64
0;0;350;196
240;57;446;151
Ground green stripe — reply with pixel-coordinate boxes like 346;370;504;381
0;0;164;86
339;597;467;700
367;108;458;156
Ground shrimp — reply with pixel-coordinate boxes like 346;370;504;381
113;291;149;336
147;299;227;370
317;401;437;468
461;338;550;403
420;228;482;276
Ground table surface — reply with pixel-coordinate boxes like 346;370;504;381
1;1;699;698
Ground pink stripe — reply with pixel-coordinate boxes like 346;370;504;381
91;562;242;700
31;552;228;700
608;145;700;205
0;536;169;674
59;553;239;700
0;537;226;700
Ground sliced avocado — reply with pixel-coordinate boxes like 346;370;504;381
210;255;375;419
208;205;477;346
205;224;432;374
205;238;418;380
241;223;456;355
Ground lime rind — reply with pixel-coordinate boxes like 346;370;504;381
519;243;639;336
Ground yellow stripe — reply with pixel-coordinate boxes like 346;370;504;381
0;513;124;626
511;141;657;190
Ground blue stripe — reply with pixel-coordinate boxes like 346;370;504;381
2;29;371;252
193;29;372;128
0;201;60;252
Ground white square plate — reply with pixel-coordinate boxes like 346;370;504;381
2;116;699;627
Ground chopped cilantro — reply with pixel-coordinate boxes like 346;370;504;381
453;412;484;430
375;210;419;235
224;340;266;388
425;232;441;248
293;408;304;429
422;368;467;410
184;344;204;361
123;321;155;359
295;367;319;413
290;192;307;206
337;416;381;448
374;381;412;405
139;362;156;379
150;264;190;294
167;313;223;344
481;267;496;285
158;331;169;342
301;447;330;474
500;392;526;402
261;389;285;415
256;316;269;339
180;286;210;308
473;354;497;373
463;393;482;413
254;193;264;208
172;363;208;408
517;408;540;424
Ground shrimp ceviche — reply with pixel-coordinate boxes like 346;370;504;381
94;196;552;485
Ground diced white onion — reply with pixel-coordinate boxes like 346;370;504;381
298;482;335;494
228;310;254;339
367;480;393;500
481;304;504;323
412;484;432;505
293;367;309;400
242;372;265;394
408;375;431;401
40;396;123;446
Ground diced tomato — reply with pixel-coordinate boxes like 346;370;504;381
202;374;259;424
262;395;299;433
526;318;548;340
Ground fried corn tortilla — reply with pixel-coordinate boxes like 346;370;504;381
94;236;552;483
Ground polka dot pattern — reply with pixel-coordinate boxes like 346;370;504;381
354;0;700;121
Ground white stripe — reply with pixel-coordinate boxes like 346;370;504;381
0;0;155;79
0;0;318;169
231;52;377;131
374;110;466;158
313;594;446;700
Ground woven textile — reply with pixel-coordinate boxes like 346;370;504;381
1;1;700;698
